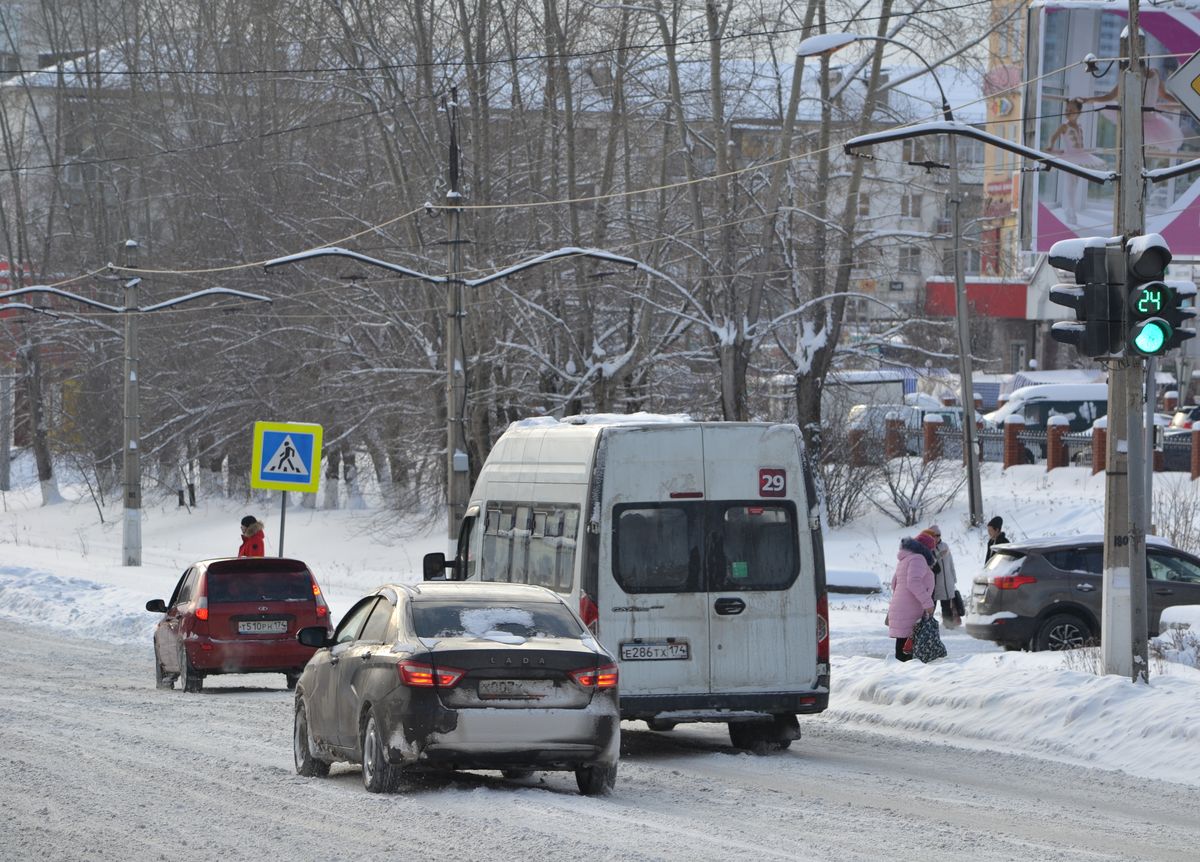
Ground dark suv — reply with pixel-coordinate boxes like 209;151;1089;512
965;535;1200;651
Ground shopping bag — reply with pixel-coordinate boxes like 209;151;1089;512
912;615;948;663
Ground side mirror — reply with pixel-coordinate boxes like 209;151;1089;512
423;552;451;581
145;599;167;613
297;626;333;649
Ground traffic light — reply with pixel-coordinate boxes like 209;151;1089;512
1125;234;1195;356
1048;238;1120;358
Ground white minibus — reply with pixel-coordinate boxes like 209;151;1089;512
424;416;829;752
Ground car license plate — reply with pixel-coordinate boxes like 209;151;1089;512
620;641;689;661
238;620;287;635
478;679;552;700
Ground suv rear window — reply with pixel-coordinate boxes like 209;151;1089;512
1042;547;1103;574
207;569;313;603
411;601;583;640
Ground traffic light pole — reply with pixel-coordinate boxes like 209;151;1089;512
1105;9;1150;682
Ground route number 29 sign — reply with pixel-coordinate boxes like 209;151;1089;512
759;468;786;497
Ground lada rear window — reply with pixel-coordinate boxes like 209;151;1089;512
207;570;313;603
411;601;584;640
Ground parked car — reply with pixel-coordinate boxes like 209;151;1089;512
1170;404;1200;429
982;383;1108;462
292;581;621;795
145;557;332;692
847;403;964;457
965;534;1200;651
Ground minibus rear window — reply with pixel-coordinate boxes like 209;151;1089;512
712;505;798;590
613;505;702;593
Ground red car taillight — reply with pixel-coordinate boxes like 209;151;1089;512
311;580;329;618
569;663;618;688
816;591;829;664
397;660;464;688
993;574;1037;590
194;596;209;622
579;592;599;635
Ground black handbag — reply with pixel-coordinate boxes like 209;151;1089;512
912;615;948;663
952;590;965;617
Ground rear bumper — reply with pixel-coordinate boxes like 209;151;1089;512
403;702;621;771
964;615;1037;647
619;686;829;722
185;636;316;674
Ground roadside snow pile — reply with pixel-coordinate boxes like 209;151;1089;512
829;651;1200;786
0;564;156;645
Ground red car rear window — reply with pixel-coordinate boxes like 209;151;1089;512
207;570;313;603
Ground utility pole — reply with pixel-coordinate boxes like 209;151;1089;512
443;87;470;547
947;133;984;526
122;240;142;566
1104;9;1150;681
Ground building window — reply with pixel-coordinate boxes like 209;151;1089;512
899;247;921;272
901;194;922;218
902;139;924;163
856;193;870;216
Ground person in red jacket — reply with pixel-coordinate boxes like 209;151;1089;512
238;515;266;557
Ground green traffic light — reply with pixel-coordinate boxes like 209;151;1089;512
1131;318;1172;355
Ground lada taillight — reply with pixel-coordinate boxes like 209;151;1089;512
569;664;619;688
397;661;464;688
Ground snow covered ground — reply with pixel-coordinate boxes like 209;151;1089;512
2;453;1198;792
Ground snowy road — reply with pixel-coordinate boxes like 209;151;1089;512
2;621;1197;862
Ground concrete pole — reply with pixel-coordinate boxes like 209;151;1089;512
122;240;142;566
444;91;470;549
1104;11;1149;680
0;372;11;491
948;133;985;526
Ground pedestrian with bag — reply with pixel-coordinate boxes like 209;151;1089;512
238;515;266;558
920;525;963;628
886;532;937;662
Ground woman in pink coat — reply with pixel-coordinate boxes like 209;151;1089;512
886;532;937;661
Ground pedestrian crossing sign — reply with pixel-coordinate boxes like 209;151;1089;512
251;421;323;493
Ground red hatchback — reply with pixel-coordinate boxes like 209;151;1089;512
146;557;333;692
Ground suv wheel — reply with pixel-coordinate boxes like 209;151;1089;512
1035;613;1092;651
575;762;617;796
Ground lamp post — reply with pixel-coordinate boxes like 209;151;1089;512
1;266;272;565
796;32;984;527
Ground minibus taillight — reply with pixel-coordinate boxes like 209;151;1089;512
816;591;829;664
579;592;600;635
569;664;619;688
397;661;464;688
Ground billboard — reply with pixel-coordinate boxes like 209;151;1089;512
1024;3;1200;254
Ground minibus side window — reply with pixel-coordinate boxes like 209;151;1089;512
558;509;580;591
612;504;702;593
712;504;799;591
481;505;512;582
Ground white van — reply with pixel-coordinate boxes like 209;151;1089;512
424;416;830;752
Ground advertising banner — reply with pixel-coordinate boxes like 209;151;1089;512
1026;3;1200;254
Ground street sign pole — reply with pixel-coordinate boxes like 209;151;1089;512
279;490;287;557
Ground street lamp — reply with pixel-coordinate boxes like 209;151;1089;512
2;260;272;565
796;32;985;527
